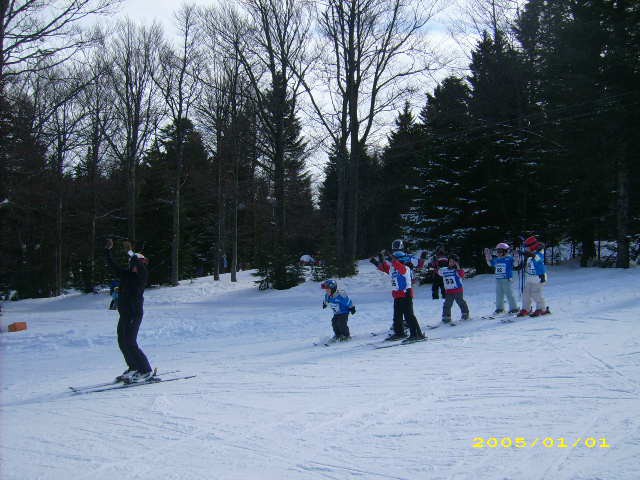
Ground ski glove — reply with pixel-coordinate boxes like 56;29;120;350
322;302;327;309
349;306;356;315
539;274;546;283
369;257;379;267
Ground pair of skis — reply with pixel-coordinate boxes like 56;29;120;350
69;369;195;394
373;336;427;349
314;331;381;347
426;317;474;329
313;332;428;350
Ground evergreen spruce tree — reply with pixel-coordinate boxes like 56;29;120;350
0;96;57;298
410;76;473;255
138;119;211;284
253;78;311;289
466;30;542;263
379;102;421;248
516;0;617;265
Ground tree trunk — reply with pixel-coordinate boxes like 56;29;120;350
344;0;359;269
56;193;63;296
335;145;348;269
170;135;185;285
230;144;239;282
615;154;629;268
231;165;238;282
127;152;136;241
55;146;64;296
0;0;6;94
214;148;224;281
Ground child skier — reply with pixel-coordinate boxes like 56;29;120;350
518;236;551;317
321;279;356;341
429;247;449;299
370;240;426;341
439;254;470;325
484;243;520;314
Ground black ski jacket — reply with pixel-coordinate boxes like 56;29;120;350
105;249;149;315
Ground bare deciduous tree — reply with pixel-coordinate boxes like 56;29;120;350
201;0;311;286
446;0;523;61
36;65;87;295
154;4;203;285
75;37;116;290
105;20;163;242
0;0;121;90
295;0;441;269
198;5;247;283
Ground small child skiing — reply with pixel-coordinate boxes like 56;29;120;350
484;243;520;314
518;236;551;317
321;279;356;341
439;254;470;325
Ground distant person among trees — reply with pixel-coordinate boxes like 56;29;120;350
299;254;315;266
321;279;355;342
105;238;154;384
370;239;426;341
108;279;120;311
484;243;520;315
429;247;449;299
438;254;470;325
518;236;551;317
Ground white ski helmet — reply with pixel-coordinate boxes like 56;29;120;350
495;242;510;251
391;239;404;251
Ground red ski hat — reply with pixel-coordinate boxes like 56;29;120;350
524;236;541;251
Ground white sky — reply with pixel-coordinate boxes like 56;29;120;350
116;0;216;35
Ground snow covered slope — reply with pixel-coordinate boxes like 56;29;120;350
1;262;639;479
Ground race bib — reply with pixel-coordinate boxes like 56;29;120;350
444;276;457;289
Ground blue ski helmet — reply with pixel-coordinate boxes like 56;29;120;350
321;279;337;291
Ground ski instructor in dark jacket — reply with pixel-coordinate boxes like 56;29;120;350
105;238;154;383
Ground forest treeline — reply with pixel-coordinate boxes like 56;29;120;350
1;0;638;298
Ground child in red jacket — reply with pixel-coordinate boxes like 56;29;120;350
370;244;425;341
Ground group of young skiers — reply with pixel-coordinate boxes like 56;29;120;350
321;236;551;343
103;234;551;383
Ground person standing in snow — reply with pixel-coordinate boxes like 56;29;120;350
484;243;520;314
321;279;356;341
439;254;470;325
370;239;426;341
518;236;551;317
429;247;448;299
105;238;154;383
108;279;120;310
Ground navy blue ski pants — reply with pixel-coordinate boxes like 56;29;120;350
117;301;151;373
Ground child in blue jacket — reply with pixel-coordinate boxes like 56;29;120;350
321;279;356;341
484;242;520;314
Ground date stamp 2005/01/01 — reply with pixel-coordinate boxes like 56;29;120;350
473;437;611;449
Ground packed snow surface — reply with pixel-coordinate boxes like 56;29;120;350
1;261;639;479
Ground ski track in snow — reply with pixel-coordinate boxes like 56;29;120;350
1;262;639;479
